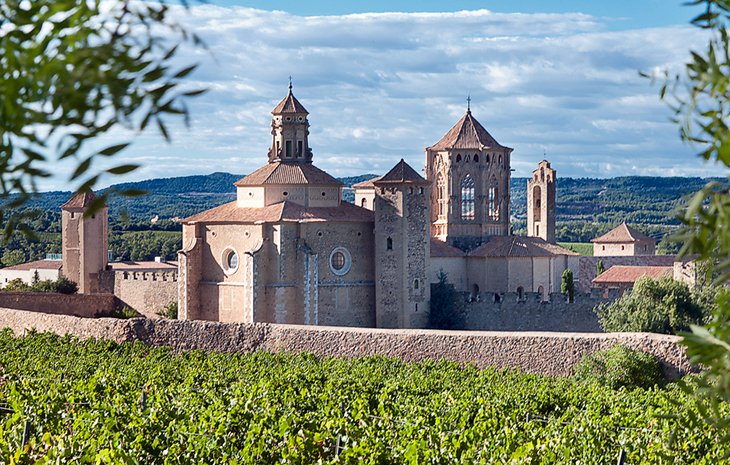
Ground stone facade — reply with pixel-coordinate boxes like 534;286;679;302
0;292;117;317
99;268;178;318
592;223;657;257
527;160;556;243
0;307;692;379
61;191;108;294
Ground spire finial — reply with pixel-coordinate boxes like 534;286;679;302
288;76;293;91
466;93;471;113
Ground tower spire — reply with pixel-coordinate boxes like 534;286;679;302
466;93;471;113
288;75;293;91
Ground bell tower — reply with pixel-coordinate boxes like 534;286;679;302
425;101;513;250
527;160;556;243
269;80;312;164
61;190;108;293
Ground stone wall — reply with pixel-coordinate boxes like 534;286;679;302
577;255;676;292
0;292;117;318
460;291;616;332
100;269;178;318
0;307;691;379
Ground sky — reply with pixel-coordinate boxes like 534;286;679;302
44;0;724;190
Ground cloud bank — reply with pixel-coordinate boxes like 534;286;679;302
48;5;719;190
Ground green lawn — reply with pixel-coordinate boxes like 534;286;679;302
558;242;593;256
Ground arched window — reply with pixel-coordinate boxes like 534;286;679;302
461;174;475;220
387;237;393;250
538;286;545;301
488;178;499;221
456;154;462;162
471;283;480;301
414;279;419;290
437;174;447;217
473;154;479;162
361;197;367;208
517;286;524;300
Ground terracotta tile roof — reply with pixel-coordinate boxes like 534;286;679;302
109;261;178;271
374;159;429;185
272;87;308;114
592;265;672;284
3;259;63;271
352;176;381;189
182;201;373;224
61;190;97;209
469;236;580;258
592;223;655;243
428;110;510;151
430;239;465;257
234;162;342;187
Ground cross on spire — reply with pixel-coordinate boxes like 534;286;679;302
466;94;471;112
288;76;293;91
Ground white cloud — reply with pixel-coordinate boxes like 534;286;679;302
38;5;723;191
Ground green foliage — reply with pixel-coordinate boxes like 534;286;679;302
574;345;666;390
157;301;178;320
429;270;460;329
0;331;726;463
112;306;141;319
109;231;182;261
596;260;605;276
2;276;78;294
1;249;24;267
0;0;204;233
561;269;574;303
595;277;711;334
557;242;593;256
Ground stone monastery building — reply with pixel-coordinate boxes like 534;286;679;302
177;86;581;328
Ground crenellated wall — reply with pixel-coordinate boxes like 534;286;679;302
0;307;692;379
0;292;117;318
99;269;178;318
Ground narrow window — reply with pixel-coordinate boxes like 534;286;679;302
387;237;393;250
456;154;462;162
285;140;292;157
361;198;367;208
297;141;303;157
517;286;524;300
460;174;475;221
488;180;499;221
474;154;479;162
414;279;419;290
437;174;447;218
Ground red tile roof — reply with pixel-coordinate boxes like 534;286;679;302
234;162;342;187
592;265;672;284
182;201;373;224
374;159;428;185
430;239;465;257
592;223;655;243
3;259;63;271
470;236;580;258
109;261;178;271
272;87;308;114
428;110;511;151
352;176;381;189
61;191;98;209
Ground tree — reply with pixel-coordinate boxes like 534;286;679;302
0;0;204;232
596;260;605;277
561;269;574;303
1;249;25;267
595;276;710;334
429;270;460;330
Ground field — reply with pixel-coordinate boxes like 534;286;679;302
0;331;723;464
556;242;593;256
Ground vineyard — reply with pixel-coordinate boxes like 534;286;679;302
0;330;723;464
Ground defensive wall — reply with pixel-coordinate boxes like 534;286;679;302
0;292;117;318
458;290;618;332
99;269;178;318
0;307;690;379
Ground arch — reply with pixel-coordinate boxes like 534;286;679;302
414;279;420;290
460;174;475;220
456;154;462;162
465;154;471;162
537;285;545;301
361;197;367;208
532;185;542;221
486;153;490;163
473;153;479;162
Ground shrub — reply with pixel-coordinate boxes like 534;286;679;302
53;276;78;294
596;276;710;334
574;345;665;389
3;278;30;292
429;270;460;329
157;301;178;319
561;269;575;303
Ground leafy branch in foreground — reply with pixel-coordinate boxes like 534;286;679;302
0;0;206;233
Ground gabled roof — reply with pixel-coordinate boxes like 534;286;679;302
428;110;510;151
234;162;342;187
470;236;580;258
592;265;672;284
592;223;655;244
272;85;308;114
61;190;97;210
430;239;465;258
182;200;373;224
2;259;63;271
352;176;382;189
373;159;428;186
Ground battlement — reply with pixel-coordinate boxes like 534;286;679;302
116;270;178;283
463;289;620;304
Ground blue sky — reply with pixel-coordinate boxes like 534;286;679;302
48;1;721;190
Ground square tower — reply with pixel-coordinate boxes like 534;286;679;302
527;160;556;243
61;191;108;293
